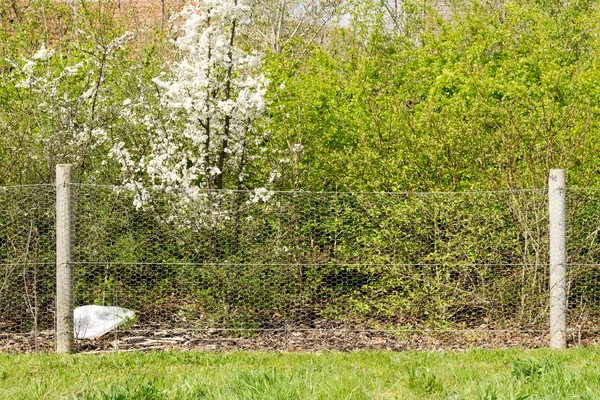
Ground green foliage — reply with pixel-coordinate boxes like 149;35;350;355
4;0;600;190
265;0;600;191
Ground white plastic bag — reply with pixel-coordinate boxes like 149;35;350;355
74;305;136;340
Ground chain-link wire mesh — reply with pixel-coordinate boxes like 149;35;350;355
566;188;600;340
0;185;56;351
66;184;553;351
5;182;600;351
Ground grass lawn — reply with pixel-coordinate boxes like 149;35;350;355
1;347;600;399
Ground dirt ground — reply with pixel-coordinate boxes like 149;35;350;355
1;325;597;353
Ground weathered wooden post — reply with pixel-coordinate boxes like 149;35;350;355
549;169;567;349
56;164;74;354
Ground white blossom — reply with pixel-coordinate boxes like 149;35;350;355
247;187;273;204
291;143;304;153
110;0;269;220
31;44;55;61
268;169;281;184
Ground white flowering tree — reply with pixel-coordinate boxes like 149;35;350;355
110;0;269;208
4;29;139;184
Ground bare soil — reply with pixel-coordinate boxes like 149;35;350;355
2;324;598;353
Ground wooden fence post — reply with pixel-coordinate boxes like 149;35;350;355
56;164;74;354
549;169;567;349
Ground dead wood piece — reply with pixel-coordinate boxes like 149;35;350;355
121;336;148;342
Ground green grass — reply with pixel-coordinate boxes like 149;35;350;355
1;347;600;399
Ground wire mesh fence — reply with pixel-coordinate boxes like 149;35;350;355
2;180;600;352
70;185;552;351
566;188;600;337
0;185;56;350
